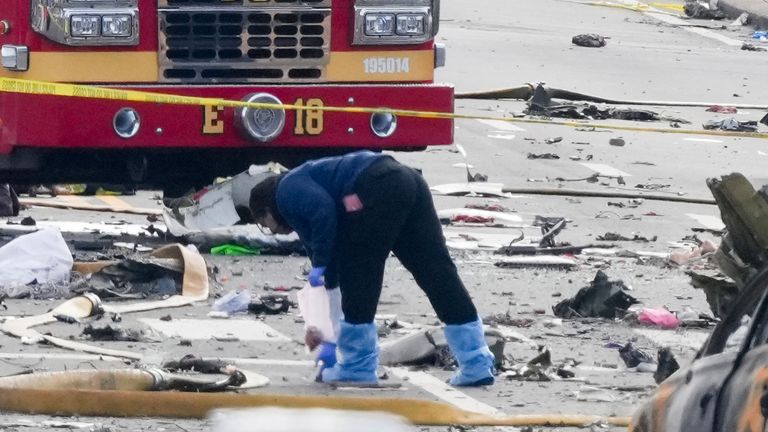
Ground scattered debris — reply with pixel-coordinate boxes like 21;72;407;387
163;354;235;374
706;105;737;114
597;232;656;242
212;290;252;315
609;137;626;147
653;347;680;384
81;324;146;342
688;271;740;318
248;294;293;315
465;203;513;212
527;153;560;160
703;118;758;132
553;271;638;319
0;229;73;290
211;244;261;256
380;327;505;369
669;240;717;265
568;154;594;161
537;216;567;248
438;208;522;226
618;343;655;369
19;216;36;226
684;1;726;19
451;215;495;224
608;199;644;208
502;348;576;382
79;256;183;300
0;184;20;217
484;312;535;328
53;314;80;324
635;183;670;191
572;33;607;48
637;308;680;329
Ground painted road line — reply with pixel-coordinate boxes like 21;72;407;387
634;328;710;350
389;367;501;415
477;119;526;132
488;133;517;140
52;195;94;208
646;11;743;46
684;138;724;143
687;213;726;231
580;163;632;177
96;195;135;212
138;318;292;342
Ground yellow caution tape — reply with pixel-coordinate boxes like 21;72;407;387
651;3;685;12
586;1;684;14
2;77;767;140
586;1;650;12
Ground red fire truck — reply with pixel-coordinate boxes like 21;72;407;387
0;0;451;193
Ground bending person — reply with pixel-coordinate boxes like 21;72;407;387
249;150;495;386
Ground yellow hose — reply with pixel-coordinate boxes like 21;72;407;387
0;385;631;427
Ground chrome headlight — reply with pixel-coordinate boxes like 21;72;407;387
31;0;139;46
396;14;426;36
354;0;438;45
71;15;101;36
365;14;395;36
102;15;132;37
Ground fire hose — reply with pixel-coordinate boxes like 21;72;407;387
0;371;632;427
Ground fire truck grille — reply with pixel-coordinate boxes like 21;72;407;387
158;8;331;83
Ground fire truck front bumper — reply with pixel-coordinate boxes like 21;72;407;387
0;83;454;154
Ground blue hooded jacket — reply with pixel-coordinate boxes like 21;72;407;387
275;150;385;267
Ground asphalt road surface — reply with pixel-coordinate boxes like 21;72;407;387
1;0;767;431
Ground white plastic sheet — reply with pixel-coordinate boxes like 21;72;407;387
296;284;340;345
0;229;73;287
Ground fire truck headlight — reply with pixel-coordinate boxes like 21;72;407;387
71;15;101;37
396;14;425;36
102;15;132;37
354;4;434;45
113;108;141;139
236;93;286;143
370;111;397;138
365;14;395;36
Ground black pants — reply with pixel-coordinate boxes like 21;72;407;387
336;157;478;325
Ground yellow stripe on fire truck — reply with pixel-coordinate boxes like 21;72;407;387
1;77;767;140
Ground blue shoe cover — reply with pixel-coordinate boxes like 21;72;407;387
321;320;378;384
444;317;495;386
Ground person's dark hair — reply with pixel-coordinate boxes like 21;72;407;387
249;173;288;226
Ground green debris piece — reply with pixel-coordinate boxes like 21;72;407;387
210;244;261;256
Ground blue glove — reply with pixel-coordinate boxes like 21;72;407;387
308;266;326;287
316;342;337;369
